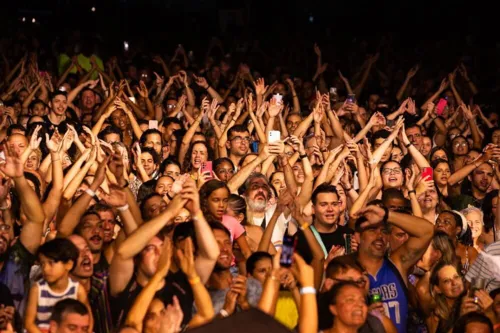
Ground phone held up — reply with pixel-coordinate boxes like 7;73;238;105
268;130;281;143
280;235;297;267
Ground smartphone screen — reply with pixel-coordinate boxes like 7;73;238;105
268;130;281;143
422;167;433;181
347;94;356;103
280;235;296;267
273;94;283;104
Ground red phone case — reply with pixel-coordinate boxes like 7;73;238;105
436;99;447;116
422;167;433;181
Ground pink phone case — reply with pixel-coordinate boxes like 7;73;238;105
436;99;447;116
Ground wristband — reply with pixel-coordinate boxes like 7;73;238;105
344;186;352;191
408;190;416;195
219;309;229;318
121;181;130;189
405;142;412;149
117;204;129;212
188;276;201;285
269;274;279;281
166;192;174;200
299;286;316;295
85;189;96;197
300;222;310;231
299;154;308;160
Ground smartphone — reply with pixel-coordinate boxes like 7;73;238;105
123;41;129;52
345;234;353;254
149;120;158;129
280;235;296;267
346;94;356;103
268;130;281;143
58;86;67;92
436;98;447;116
422;167;433;181
273;94;283;104
129;97;136;104
201;161;213;178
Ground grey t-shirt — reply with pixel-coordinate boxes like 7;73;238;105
207;276;262;314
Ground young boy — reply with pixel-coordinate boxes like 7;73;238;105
25;238;92;333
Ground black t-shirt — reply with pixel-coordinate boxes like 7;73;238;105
295;224;354;264
158;270;194;326
42;115;68;135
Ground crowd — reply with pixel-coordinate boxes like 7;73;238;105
0;32;499;333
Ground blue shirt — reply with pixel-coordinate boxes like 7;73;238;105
368;258;409;333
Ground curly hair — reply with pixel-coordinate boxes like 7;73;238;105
181;141;211;173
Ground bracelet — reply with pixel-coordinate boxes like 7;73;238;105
269;275;279;281
205;86;210;91
408;190;416;195
117;204;129;212
299;154;308;160
300;222;310;231
405;142;412;149
85;189;96;197
219;309;229;318
188;276;201;285
166;192;174;200
299;286;316;295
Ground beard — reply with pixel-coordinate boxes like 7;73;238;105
248;198;267;212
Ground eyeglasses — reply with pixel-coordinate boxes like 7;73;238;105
230;136;251;143
0;224;11;232
382;168;403;175
166;104;177;109
332;277;367;287
454;142;468;147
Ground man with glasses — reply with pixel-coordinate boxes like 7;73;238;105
405;124;423;152
296;184;354;264
225;124;252;168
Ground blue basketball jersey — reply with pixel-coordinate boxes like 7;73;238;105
368;258;409;333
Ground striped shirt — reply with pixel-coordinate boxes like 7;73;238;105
36;278;79;331
466;241;500;292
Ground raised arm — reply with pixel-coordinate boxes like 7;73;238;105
400;124;430;169
2;146;45;254
293;253;318;333
179;100;206;165
180;178;220;284
353;54;378;97
193;74;224;104
461;103;483;150
396;65;419;101
136;81;155;120
67;79;98;105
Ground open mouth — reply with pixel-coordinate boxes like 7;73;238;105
81;257;92;271
90;236;102;244
372;240;385;250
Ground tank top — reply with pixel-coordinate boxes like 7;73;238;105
36;279;79;332
367;258;409;333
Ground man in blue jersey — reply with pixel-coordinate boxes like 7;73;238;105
352;204;434;333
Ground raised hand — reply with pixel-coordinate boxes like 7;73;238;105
86;79;99;89
136;80;149;98
338;70;349;84
176;237;197;278
192;74;209;89
45;132;63;153
29;125;42;150
0;145;24;179
438;78;449;92
268;96;284;117
153;72;164;88
290;253;314;288
253;78;267;96
101;184;127;207
313;43;321;57
406;65;419;79
159;296;184;333
352;205;386;228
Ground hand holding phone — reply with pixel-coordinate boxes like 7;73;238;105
280;235;296;267
200;161;213;179
268;130;281;143
435;98;447;116
421;167;433;181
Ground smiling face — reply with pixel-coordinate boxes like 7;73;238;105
330;285;368;329
141;152;157;176
271;172;286;194
464;210;483;240
434;265;464;299
51;94;68;116
292;161;305;184
312;192;341;226
111;110;128;130
214;229;233;270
